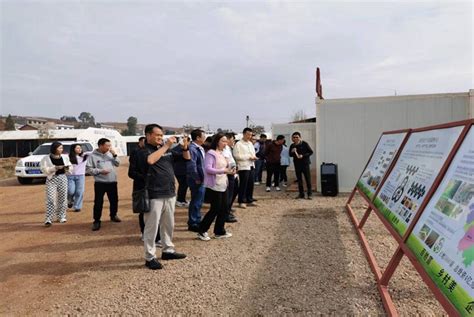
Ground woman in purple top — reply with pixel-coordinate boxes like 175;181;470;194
67;144;89;212
197;133;236;241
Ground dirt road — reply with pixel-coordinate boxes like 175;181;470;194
0;159;444;315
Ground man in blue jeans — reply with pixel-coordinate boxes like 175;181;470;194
187;129;206;232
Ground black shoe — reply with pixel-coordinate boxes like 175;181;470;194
188;225;200;232
110;216;121;222
67;202;73;208
295;195;305;199
74;209;81;212
252;198;258;202
44;221;52;227
225;217;238;223
92;221;101;231
162;252;187;260
306;195;313;200
145;258;163;270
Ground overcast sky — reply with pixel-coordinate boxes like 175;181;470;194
1;1;472;131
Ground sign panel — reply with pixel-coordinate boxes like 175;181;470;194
357;132;407;200
407;127;474;316
374;126;464;236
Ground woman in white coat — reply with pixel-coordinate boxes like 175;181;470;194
40;141;73;226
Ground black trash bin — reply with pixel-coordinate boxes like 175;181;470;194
321;162;338;196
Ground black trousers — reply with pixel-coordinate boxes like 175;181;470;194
93;182;118;222
176;174;188;203
295;164;312;196
199;189;227;235
266;162;281;187
238;168;255;204
280;165;288;182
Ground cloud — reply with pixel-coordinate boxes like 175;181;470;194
0;1;472;131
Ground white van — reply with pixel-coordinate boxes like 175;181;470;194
15;141;94;184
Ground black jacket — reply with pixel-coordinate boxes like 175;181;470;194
289;141;313;166
128;148;146;191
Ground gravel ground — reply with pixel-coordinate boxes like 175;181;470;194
0;160;447;315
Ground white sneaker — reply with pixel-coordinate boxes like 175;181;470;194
59;218;67;223
197;232;211;241
275;186;281;191
155;240;163;248
266;187;271;192
254;182;260;185
238;203;247;209
176;201;185;207
140;233;144;241
215;232;233;239
282;182;287;187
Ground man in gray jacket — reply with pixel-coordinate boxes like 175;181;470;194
86;138;121;231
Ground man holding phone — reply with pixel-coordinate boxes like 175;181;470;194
137;124;190;270
289;132;314;199
86;138;121;231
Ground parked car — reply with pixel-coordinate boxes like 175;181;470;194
15;141;94;184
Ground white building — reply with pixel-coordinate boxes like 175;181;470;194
316;90;474;192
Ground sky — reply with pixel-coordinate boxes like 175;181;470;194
0;0;472;131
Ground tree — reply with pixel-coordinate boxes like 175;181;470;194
60;115;77;122
78;112;96;128
249;124;265;135
291;109;307;122
121;116;138;136
5;114;15;130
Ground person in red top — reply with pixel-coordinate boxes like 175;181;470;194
264;135;285;192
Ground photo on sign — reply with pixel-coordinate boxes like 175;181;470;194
418;224;432;241
435;196;463;219
441;179;463;200
425;230;440;249
452;182;474;206
432;237;445;253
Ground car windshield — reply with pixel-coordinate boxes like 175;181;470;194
32;145;72;155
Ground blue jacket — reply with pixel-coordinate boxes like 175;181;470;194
186;142;205;183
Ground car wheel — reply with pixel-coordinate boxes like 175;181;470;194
17;177;33;185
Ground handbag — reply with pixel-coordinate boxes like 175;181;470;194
132;170;151;214
132;188;150;213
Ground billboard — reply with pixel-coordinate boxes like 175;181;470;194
357;132;407;200
406;126;474;316
374;126;464;236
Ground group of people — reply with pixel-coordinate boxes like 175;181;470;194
253;132;314;199
39;125;314;270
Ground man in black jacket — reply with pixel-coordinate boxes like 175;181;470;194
137;124;190;270
128;137;148;239
289;132;314;200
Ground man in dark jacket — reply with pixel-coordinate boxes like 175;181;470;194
289;132;314;199
186;129;206;232
173;136;190;207
254;134;267;184
128;136;149;239
264;135;285;192
137;124;189;270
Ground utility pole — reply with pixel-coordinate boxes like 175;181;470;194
246;115;249;128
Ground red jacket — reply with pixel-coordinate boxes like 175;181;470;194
265;141;283;164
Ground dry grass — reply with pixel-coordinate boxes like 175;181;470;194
0;158;17;179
